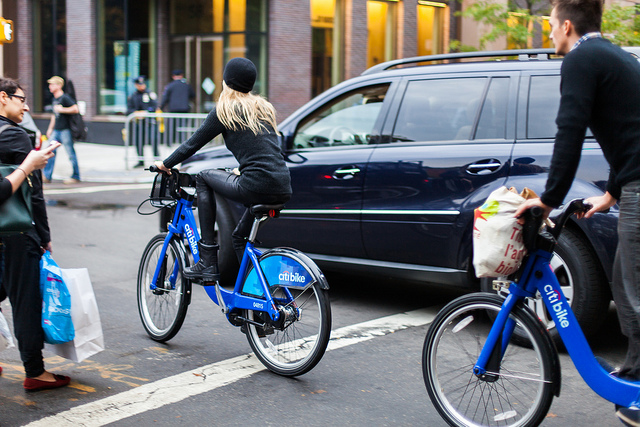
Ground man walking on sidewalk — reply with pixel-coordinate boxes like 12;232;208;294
43;76;81;184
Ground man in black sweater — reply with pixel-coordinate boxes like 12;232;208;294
515;0;640;424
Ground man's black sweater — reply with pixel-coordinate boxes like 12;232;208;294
163;107;291;196
542;37;640;207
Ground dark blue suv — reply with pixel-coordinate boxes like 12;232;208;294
181;49;631;341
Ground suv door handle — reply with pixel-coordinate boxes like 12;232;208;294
333;166;361;180
467;159;502;175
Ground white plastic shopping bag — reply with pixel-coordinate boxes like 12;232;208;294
45;268;104;362
0;309;15;351
472;187;538;278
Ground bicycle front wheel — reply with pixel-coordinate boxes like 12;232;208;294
245;280;331;377
137;233;191;342
423;293;556;427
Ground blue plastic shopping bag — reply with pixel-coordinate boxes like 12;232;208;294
40;251;75;344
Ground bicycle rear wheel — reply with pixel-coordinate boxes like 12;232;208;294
245;281;331;376
423;293;556;427
137;233;191;342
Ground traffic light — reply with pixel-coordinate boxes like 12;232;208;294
0;18;14;44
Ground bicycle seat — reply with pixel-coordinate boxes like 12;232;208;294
250;204;285;218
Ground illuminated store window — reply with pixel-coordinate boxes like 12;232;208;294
169;0;267;112
417;1;449;56
311;0;344;97
367;0;398;69
97;0;155;115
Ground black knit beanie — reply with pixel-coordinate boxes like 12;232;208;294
223;58;257;93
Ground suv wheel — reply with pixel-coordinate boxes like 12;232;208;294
481;227;610;345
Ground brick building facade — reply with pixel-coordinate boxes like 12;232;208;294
0;0;458;144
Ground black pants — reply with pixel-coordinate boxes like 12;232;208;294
2;233;45;378
196;169;290;261
613;180;640;381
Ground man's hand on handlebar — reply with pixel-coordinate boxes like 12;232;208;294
514;198;553;225
153;161;171;175
578;191;617;219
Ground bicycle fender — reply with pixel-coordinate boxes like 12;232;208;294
514;298;562;397
242;247;329;297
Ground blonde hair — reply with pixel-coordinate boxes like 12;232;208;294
216;82;278;135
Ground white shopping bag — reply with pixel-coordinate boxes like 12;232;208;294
0;309;15;351
472;187;538;278
45;268;104;362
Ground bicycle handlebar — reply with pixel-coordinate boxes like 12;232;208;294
521;199;592;251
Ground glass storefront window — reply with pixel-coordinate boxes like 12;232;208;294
417;1;448;56
169;0;268;112
97;0;156;115
311;0;344;97
367;0;398;69
32;0;67;112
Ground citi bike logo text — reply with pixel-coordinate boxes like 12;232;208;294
279;270;306;283
185;224;198;255
544;284;570;328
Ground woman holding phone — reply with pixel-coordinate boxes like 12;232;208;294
0;77;67;391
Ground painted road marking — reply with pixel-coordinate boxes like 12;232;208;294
45;183;150;195
26;307;439;427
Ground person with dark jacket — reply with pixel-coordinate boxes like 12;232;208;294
155;58;291;281
514;0;640;424
160;69;195;113
0;77;70;391
127;76;158;167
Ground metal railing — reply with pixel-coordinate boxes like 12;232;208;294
123;111;216;169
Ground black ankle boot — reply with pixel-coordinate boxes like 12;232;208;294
183;241;220;282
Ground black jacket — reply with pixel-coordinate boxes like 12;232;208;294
160;79;195;113
542;38;640;207
127;90;157;115
0;115;50;245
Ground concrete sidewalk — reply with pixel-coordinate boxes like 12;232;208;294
45;142;175;184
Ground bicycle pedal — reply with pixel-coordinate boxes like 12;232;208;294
492;280;510;291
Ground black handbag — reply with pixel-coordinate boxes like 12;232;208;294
0;163;33;235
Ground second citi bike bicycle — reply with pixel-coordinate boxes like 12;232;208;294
422;199;640;426
136;167;331;376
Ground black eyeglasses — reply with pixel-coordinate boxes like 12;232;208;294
8;94;27;104
8;93;27;104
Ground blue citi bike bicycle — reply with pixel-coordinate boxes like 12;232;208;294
136;167;331;376
422;199;640;426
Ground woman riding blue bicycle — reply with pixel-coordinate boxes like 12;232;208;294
155;57;291;282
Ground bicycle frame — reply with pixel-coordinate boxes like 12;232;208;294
150;197;304;325
474;247;640;408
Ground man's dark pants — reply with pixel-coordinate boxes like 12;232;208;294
613;180;640;380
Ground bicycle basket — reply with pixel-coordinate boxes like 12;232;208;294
149;173;178;208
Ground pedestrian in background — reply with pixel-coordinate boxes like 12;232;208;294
160;69;195;113
127;76;158;168
160;70;196;146
0;77;70;391
43;76;81;184
514;0;640;424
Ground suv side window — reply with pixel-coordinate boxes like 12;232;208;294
527;75;561;139
475;77;509;140
292;84;390;149
392;77;490;142
527;75;593;139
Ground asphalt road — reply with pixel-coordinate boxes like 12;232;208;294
0;184;628;426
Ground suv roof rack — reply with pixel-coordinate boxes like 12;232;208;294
362;48;557;75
